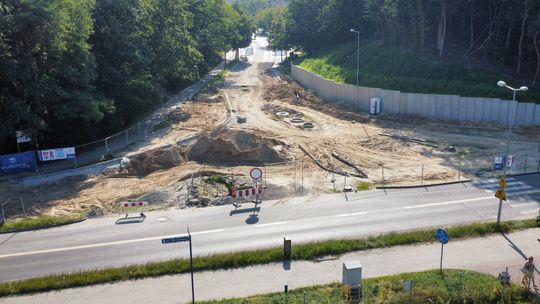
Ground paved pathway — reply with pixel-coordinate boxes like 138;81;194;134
2;228;539;304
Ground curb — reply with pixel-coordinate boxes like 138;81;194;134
376;180;472;190
0;218;86;235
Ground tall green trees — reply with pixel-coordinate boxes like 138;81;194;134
0;0;112;147
0;0;256;152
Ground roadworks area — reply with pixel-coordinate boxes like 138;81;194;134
1;60;540;219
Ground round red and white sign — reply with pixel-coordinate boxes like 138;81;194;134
250;167;263;180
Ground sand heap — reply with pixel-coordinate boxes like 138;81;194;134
186;129;290;164
129;146;184;176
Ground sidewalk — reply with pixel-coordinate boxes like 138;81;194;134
2;228;539;304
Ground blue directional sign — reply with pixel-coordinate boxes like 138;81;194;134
162;236;190;244
436;228;448;245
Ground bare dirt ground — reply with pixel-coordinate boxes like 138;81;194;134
2;42;539;218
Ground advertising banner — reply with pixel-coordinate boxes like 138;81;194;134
38;147;76;161
15;131;32;144
0;151;37;176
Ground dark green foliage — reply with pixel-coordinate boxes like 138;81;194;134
0;0;255;152
297;42;540;103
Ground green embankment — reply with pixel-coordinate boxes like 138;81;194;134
0;219;536;297
295;43;540;104
200;270;533;304
0;215;83;234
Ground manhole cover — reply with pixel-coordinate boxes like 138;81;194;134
276;111;289;116
290;117;304;123
156;217;169;222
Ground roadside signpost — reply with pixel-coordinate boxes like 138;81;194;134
495;176;507;201
436;228;448;274
162;228;194;304
494;156;505;171
250;167;263;204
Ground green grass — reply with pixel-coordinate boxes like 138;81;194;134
0;215;83;234
296;42;540;104
356;181;373;191
200;270;533;303
0;219;536;297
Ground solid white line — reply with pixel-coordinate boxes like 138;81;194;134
405;196;493;209
254;221;287;228
0;229;225;259
337;212;368;218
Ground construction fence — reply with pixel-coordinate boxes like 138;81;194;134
291;64;540;127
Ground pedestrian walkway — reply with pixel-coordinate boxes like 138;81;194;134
473;177;540;197
2;228;539;304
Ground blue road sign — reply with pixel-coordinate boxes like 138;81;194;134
436;228;448;244
494;156;505;171
162;236;190;244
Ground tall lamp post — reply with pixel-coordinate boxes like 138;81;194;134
495;80;528;226
350;29;360;86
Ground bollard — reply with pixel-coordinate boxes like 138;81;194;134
283;237;292;260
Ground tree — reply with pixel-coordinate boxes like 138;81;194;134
529;14;540;87
230;4;256;59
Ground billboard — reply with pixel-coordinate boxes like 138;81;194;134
0;151;38;176
38;147;76;161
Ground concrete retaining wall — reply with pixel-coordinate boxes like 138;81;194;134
291;64;539;126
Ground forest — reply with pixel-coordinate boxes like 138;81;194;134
261;0;540;91
0;0;255;153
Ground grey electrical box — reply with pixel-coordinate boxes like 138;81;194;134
342;261;362;287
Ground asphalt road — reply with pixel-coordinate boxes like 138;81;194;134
1;174;538;282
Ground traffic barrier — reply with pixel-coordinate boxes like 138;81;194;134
231;185;263;199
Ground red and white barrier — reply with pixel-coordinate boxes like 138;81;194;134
121;201;146;208
231;185;263;199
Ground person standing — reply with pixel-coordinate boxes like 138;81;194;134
522;256;537;288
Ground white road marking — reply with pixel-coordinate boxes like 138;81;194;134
405;196;493;209
0;229;225;259
337;212;368;218
254;221;287;228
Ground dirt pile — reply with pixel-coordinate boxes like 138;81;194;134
186;129;290;164
129;146;184;176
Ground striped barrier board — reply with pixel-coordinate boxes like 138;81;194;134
122;201;146;208
231;185;263;199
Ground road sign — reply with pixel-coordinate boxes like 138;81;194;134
495;189;507;201
161;236;190;244
436;228;448;244
494;156;505;171
250;167;263;180
506;155;514;168
498;176;506;188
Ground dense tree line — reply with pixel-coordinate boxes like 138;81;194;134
0;0;254;152
266;0;540;89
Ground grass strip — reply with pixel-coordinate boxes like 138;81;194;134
200;269;533;304
0;219;536;297
0;215;83;234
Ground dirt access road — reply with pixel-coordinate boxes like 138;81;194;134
1;37;539;218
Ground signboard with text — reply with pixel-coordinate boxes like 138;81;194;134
38;147;76;162
0;151;37;176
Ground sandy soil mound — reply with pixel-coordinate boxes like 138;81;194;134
129;146;184;176
186;129;290;164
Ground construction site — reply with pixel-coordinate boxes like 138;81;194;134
1;47;540;220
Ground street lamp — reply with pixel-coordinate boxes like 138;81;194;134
495;80;528;226
350;29;360;86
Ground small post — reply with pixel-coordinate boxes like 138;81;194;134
458;159;461;181
0;202;5;223
421;163;424;185
457;272;463;302
381;165;384;187
284;284;288;302
524;154;528;174
440;243;444;274
16;142;20;153
105;138;110;153
331;171;336;191
125;130;129;144
303;291;307;304
293;160;297;193
301;161;304;197
20;196;25;215
264;163;267;187
283;237;292;260
188;227;195;304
